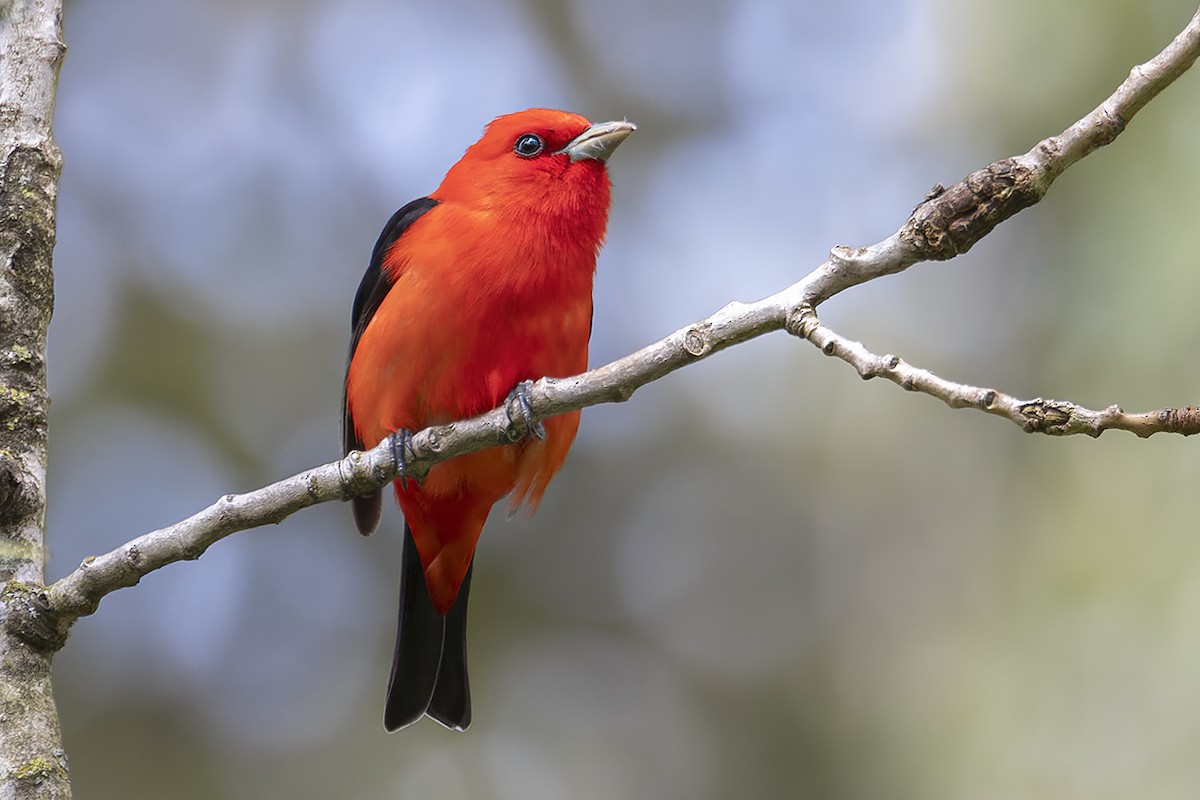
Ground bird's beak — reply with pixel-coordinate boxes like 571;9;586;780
557;120;636;163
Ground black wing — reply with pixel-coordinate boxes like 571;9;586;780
342;197;439;535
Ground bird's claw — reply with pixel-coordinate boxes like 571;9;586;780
389;429;415;489
506;381;546;441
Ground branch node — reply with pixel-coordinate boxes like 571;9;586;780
784;304;817;338
1018;398;1073;434
338;450;376;500
900;158;1045;260
423;426;444;452
2;582;69;652
828;245;859;268
0;451;37;525
920;182;947;206
682;325;711;357
1103;106;1128;137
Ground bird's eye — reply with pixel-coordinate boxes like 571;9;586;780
513;133;544;158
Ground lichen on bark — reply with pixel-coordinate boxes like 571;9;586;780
0;0;69;797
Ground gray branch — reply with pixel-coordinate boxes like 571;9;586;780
38;7;1200;635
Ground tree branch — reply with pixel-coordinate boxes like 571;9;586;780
774;5;1200;436
795;307;1200;437
38;8;1200;640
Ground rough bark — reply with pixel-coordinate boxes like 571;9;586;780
0;0;68;798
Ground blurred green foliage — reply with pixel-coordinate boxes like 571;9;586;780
46;0;1200;798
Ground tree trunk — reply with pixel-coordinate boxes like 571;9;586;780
0;0;69;797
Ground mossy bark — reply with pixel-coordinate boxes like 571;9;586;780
0;0;69;797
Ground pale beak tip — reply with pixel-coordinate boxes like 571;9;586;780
559;119;637;163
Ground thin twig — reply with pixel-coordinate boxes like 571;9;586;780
794;306;1200;437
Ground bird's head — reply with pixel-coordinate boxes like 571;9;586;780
434;109;635;232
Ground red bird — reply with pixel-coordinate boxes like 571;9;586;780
342;109;634;731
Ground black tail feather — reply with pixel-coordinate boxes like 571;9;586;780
383;524;442;731
383;524;473;732
427;561;473;731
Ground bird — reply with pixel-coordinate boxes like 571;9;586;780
342;109;634;732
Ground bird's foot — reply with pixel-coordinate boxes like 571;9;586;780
505;380;546;441
389;428;415;489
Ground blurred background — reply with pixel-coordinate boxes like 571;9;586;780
46;0;1200;797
